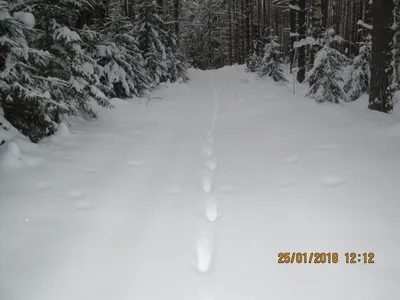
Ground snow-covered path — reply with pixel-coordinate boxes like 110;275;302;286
1;66;400;300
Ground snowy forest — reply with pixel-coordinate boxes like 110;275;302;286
1;0;399;143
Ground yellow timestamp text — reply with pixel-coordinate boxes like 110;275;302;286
277;252;375;264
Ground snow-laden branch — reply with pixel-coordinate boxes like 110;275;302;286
357;20;373;30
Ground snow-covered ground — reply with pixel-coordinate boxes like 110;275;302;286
1;65;400;300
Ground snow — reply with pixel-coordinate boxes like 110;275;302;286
1;65;400;300
294;36;318;48
0;8;11;20
53;26;81;43
13;11;35;29
357;20;373;30
288;4;301;11
55;122;70;138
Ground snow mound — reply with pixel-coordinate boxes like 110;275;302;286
13;12;35;28
0;141;23;170
56;122;70;138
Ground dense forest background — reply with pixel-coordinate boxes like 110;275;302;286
1;0;399;143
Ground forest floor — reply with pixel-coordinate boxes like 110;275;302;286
1;65;400;300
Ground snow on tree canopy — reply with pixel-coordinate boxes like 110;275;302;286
13;12;35;28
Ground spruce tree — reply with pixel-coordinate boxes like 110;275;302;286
258;35;287;82
33;0;112;120
0;7;62;142
89;0;151;98
134;0;169;86
344;35;371;102
306;29;350;103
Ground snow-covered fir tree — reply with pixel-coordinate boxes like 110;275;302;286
134;0;186;86
246;51;262;73
0;6;62;142
344;35;372;102
33;0;112;119
88;0;151;98
258;35;287;82
306;29;350;103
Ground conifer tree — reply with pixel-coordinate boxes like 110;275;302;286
134;0;169;85
89;0;150;98
344;35;371;101
306;29;350;103
33;0;112;119
0;6;61;142
258;35;287;82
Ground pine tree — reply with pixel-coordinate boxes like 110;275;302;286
258;35;287;82
134;0;169;85
0;7;62;142
89;0;151;98
306;29;349;103
344;35;371;101
33;0;112;120
245;50;262;73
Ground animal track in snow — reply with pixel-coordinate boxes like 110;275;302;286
196;233;212;273
201;173;214;193
68;190;85;199
207;136;214;145
81;167;97;173
126;160;145;168
218;185;236;194
133;130;146;136
315;144;347;151
168;186;182;195
35;181;53;191
74;200;93;211
204;159;217;171
202;144;214;156
323;175;345;187
284;155;300;164
205;197;219;222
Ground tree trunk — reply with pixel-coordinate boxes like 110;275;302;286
297;0;306;83
309;0;321;73
369;0;394;113
290;0;297;72
174;0;179;42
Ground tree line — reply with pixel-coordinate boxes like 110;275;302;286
1;0;399;144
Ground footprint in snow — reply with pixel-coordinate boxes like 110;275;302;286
201;173;214;193
323;175;345;187
202;144;214;156
168;186;182;195
206;136;214;145
218;185;236;194
205;197;219;222
126;160;145;168
68;190;85;199
196;234;212;273
74;200;94;211
316;144;347;151
284;155;300;164
81;167;97;173
133;130;145;136
35;181;53;191
204;159;217;171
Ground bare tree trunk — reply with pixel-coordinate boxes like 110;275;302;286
369;0;394;113
290;0;297;72
297;0;306;83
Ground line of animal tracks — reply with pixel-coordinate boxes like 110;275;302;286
195;85;221;300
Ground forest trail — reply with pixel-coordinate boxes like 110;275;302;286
1;66;400;300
